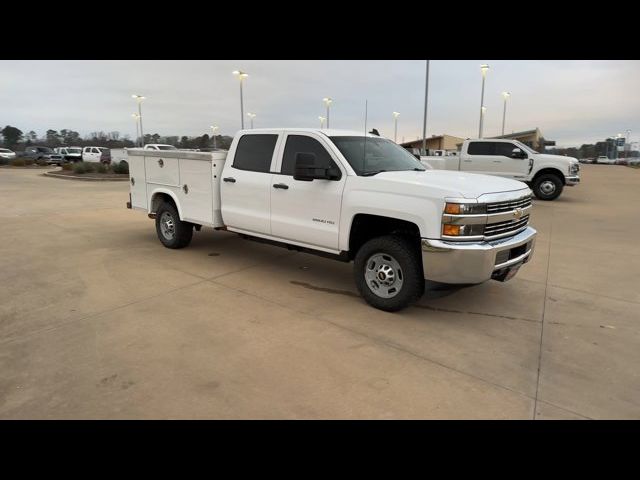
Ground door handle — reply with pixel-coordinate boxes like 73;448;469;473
223;177;236;183
463;159;472;162
492;160;502;163
273;183;289;189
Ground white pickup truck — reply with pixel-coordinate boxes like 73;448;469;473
419;138;580;201
126;129;537;311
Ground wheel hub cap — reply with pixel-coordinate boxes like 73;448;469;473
364;253;404;299
160;211;175;240
540;180;556;194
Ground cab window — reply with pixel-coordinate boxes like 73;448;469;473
494;142;517;157
467;142;495;155
281;135;340;178
232;134;278;173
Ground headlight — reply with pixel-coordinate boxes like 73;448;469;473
570;163;580;174
442;223;485;237
443;202;487;215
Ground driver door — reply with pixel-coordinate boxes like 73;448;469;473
270;133;346;251
494;142;531;179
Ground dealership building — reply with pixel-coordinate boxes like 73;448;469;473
401;128;555;154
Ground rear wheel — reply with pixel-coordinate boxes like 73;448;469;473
533;173;563;201
155;201;193;249
354;235;424;312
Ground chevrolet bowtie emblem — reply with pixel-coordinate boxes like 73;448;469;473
513;208;523;219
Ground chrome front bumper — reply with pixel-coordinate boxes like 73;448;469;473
421;226;537;284
566;175;580;186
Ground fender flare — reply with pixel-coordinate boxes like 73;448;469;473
149;188;184;219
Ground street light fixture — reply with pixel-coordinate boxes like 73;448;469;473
501;91;511;136
478;64;490;138
233;70;249;129
132;113;141;147
132;94;145;145
393;112;400;143
210;125;219;149
323;97;333;128
318;116;326;128
247;112;256;129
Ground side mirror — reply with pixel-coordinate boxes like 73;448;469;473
511;147;527;159
293;152;332;181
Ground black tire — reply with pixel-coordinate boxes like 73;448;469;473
532;173;563;201
155;201;193;249
354;235;424;312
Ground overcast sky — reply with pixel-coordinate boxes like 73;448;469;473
1;60;638;147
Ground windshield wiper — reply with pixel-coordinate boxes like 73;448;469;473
361;170;386;176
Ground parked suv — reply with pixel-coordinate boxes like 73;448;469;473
82;147;111;164
23;146;64;165
55;146;83;162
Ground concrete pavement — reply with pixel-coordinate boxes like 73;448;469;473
0;165;638;419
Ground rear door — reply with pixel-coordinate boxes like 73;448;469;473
461;141;500;175
270;132;345;251
220;132;281;235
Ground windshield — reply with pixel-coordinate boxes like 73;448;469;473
68;148;81;153
330;136;425;176
513;140;539;154
156;145;177;151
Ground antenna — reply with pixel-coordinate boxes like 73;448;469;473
363;100;368;173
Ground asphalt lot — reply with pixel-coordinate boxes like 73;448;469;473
0;165;638;419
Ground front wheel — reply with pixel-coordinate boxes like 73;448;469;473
155;201;193;249
532;173;563;201
354;235;425;312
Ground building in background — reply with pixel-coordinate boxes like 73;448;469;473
490;128;555;151
400;134;465;155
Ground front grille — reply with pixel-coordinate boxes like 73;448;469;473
484;215;529;239
486;195;532;214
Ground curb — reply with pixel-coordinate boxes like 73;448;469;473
0;165;52;169
43;172;129;182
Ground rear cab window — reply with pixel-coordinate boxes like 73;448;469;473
232;134;279;173
467;142;496;155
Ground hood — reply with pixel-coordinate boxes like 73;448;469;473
366;170;530;199
536;153;578;164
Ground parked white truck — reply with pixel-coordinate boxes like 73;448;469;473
419;138;580;201
126;129;537;311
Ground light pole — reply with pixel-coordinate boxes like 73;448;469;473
233;70;249;129
501;91;510;136
323;97;333;128
393;112;400;143
318;116;326;128
247;112;256;129
481;106;487;137
132;113;140;147
422;60;430;155
132;95;145;145
479;64;489;138
210;125;219;149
